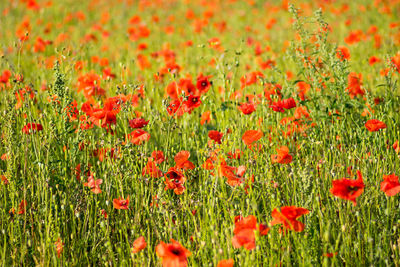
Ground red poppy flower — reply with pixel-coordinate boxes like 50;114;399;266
227;149;243;160
129;118;149;128
208;130;223;144
381;174;400;196
83;176;103;194
330;170;364;205
0;69;11;84
164;167;186;194
281;98;296;109
113;196;130;209
369;56;381;65
90;108;117;130
77;72;105;99
102;67;116;79
132;236;147;253
88;96;127;130
18;200;27;215
270;206;309;232
344;30;364;45
196;74;212;94
216;159;244;186
152;150;165;164
142;160;163;178
166;99;185;117
183;95;201;113
270;102;284;112
231;215;269;250
22;123;43;134
178;77;197;96
271;98;296;112
174;151;195;170
271;146;293;164
240;71;264;89
100;209;108;219
238;102;256;115
126;129;150;145
323;252;338;258
365;119;386;132
156;239;191;267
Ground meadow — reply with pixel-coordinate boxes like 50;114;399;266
0;0;400;266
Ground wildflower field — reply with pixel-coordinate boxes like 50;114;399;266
1;0;400;265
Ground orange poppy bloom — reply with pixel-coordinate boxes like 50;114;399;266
336;46;350;60
296;81;310;101
113;196;129;210
55;238;64;258
365;119;386;132
217;259;234;267
132;236;147;253
83;176;103;194
77;72;105;99
165;82;180;100
1;175;9;185
242;130;263;147
156;239;191;267
393;141;400;154
270;206;309;232
271;146;293;164
391;53;400;73
200;110;211;125
330;170;364;205
240;71;264;89
381;174;400;196
346;72;365;98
